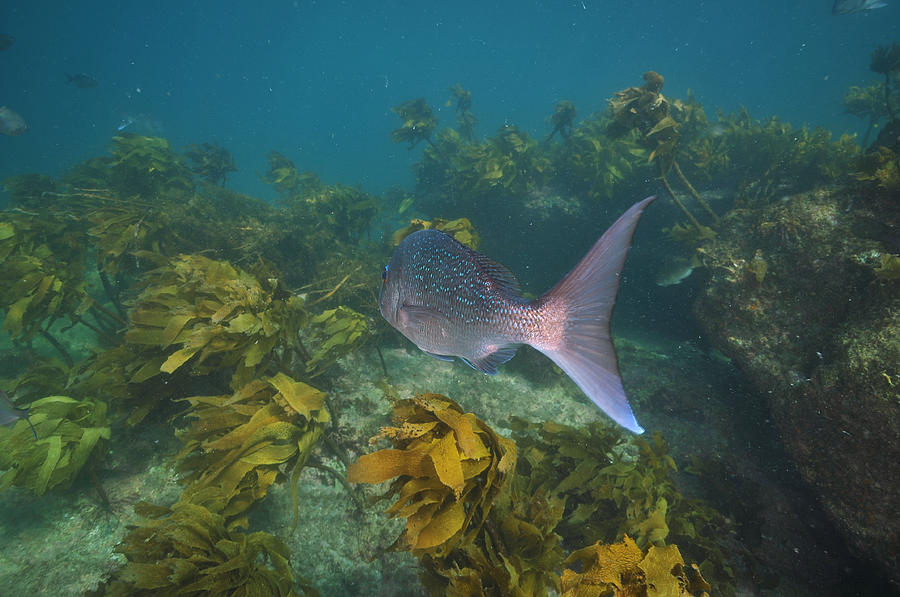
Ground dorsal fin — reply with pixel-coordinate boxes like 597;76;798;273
473;253;522;296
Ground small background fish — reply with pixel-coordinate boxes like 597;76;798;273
66;73;99;88
0;33;14;51
0;106;28;136
832;0;887;15
0;390;37;439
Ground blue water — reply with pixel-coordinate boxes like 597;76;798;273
1;1;897;200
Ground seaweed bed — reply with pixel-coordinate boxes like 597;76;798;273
1;58;899;597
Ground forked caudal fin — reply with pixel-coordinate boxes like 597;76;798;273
532;196;655;433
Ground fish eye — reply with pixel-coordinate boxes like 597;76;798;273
381;265;388;282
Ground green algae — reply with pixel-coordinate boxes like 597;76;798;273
0;395;109;496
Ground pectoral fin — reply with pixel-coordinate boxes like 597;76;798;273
400;304;449;330
462;344;520;375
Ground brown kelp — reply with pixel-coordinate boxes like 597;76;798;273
391;217;481;249
349;393;723;596
560;536;710;597
347;393;517;556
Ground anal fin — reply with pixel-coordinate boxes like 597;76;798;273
424;351;455;362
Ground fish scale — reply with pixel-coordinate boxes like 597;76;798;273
380;197;655;433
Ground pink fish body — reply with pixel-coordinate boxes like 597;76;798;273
380;197;655;433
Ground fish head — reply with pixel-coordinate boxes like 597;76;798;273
379;247;406;330
380;230;438;334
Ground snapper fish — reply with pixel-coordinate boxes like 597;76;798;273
832;0;887;14
380;196;655;433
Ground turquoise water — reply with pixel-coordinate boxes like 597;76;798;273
1;1;897;198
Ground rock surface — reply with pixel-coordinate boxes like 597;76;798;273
693;188;900;583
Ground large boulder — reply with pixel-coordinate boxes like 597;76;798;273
692;188;900;583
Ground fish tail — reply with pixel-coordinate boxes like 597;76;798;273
531;196;655;433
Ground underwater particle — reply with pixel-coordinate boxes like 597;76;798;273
0;106;27;135
0;33;14;50
65;72;98;88
379;197;654;434
832;0;887;15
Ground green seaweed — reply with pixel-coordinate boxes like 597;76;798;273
558;115;647;202
184;141;237;187
97;501;313;596
683;107;860;201
1;173;58;210
305;306;371;377
391;98;440;149
843;84;891;146
174;375;329;530
108;133;194;199
870;42;900;121
350;395;726;596
547;100;576;142
448;83;477;141
277;172;379;245
874;253;900;280
0;395;109;496
392;217;481;249
855;146;900;192
262;151;303;197
0;211;92;358
510;419;734;595
124;254;308;393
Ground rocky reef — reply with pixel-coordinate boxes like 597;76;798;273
693;186;900;583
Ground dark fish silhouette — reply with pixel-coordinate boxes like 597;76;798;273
66;73;99;88
0;390;37;440
0;106;28;135
380;196;655;433
0;34;14;51
832;0;887;14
